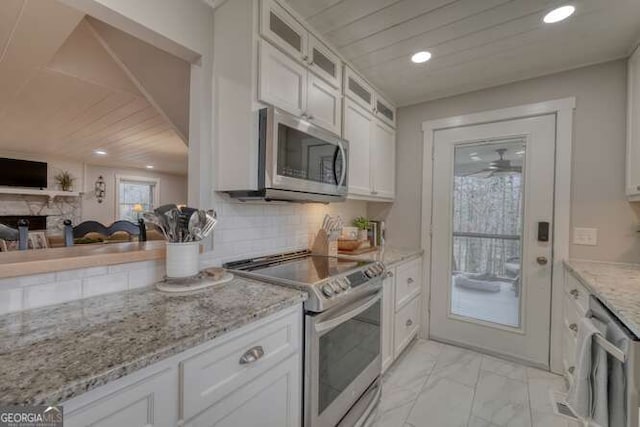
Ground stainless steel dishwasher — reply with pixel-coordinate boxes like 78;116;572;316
589;296;640;427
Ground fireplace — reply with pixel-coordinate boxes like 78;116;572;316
0;215;48;231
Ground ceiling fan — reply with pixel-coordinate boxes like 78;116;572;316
464;148;522;177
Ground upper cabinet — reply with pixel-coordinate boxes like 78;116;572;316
627;45;640;200
260;0;307;62
212;0;395;199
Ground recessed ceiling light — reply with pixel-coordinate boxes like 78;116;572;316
146;165;154;169
471;156;482;161
516;150;525;155
543;5;575;23
94;149;107;156
411;51;432;64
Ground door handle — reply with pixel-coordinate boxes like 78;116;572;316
536;256;548;265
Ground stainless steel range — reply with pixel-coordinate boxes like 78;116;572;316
225;250;385;427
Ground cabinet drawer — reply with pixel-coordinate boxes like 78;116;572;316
183;354;300;427
395;258;422;310
394;296;419;357
564;272;590;314
180;308;300;421
563;294;582;330
563;319;577;363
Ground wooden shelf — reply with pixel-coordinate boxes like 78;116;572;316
0;187;81;206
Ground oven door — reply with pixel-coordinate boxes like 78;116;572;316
305;289;382;427
265;107;348;197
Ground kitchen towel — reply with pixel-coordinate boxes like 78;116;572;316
566;316;608;426
605;317;628;427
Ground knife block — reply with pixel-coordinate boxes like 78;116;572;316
311;229;338;257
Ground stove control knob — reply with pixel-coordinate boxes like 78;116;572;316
339;278;350;290
331;280;342;293
364;269;374;278
322;284;334;297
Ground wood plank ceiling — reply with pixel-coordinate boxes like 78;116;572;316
0;1;188;175
285;0;640;106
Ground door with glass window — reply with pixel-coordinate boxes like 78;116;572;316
430;115;555;366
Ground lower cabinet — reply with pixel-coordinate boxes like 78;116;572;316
562;268;591;388
381;256;423;373
62;305;302;427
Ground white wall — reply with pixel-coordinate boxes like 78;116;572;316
82;165;187;224
387;59;639;263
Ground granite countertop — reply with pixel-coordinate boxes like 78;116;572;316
340;246;423;267
564;259;640;337
0;277;306;406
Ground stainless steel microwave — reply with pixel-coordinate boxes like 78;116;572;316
226;107;348;203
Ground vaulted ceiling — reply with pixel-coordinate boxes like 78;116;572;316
285;0;640;106
0;0;189;175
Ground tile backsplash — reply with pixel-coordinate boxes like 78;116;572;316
201;195;368;267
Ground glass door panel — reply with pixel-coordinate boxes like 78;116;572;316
450;139;526;328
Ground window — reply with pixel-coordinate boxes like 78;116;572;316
116;176;159;221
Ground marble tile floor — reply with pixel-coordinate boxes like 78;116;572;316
367;339;580;427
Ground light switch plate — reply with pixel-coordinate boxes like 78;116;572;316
573;227;598;246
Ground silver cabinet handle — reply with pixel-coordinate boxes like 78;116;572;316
406;319;413;327
239;346;264;365
569;289;579;299
568;366;575;374
407;277;414;284
636;185;640;191
569;323;578;333
386;271;394;278
308;114;314;120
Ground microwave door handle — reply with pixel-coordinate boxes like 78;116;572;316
332;146;340;185
337;142;347;187
314;291;381;334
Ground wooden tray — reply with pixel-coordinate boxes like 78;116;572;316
338;246;378;256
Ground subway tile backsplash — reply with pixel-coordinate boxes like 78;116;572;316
0;197;367;315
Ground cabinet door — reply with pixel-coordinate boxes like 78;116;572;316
371;119;396;200
381;271;395;373
308;34;342;89
183;355;300;427
307;72;342;134
375;93;396;128
64;368;177;427
343;98;373;197
627;46;640;198
260;0;307;61
259;39;307;116
344;66;374;111
394;296;420;357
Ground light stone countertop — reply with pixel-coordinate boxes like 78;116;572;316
0;277;306;406
564;259;640;337
339;246;423;267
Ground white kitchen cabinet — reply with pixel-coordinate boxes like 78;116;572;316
259;39;342;134
375;94;396;128
626;45;640;200
308;34;342;89
183;355;300;427
562;267;591;388
344;98;374;196
371;120;396;199
63;305;303;427
64;366;178;427
381;271;395;373
344;65;375;111
307;72;342;135
343;97;396;201
260;0;307;62
259;39;307;117
380;255;423;373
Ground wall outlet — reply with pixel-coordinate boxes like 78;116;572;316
573;227;598;246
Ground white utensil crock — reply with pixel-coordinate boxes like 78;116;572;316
166;241;200;278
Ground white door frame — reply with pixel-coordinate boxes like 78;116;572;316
420;98;575;374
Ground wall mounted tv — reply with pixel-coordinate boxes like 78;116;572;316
0;158;48;189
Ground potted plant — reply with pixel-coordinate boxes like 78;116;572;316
54;170;75;192
352;216;370;241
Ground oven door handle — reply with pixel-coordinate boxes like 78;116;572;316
314;291;381;334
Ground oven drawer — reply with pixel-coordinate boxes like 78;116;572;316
180;308;300;421
395;258;422;310
394;296;419;356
